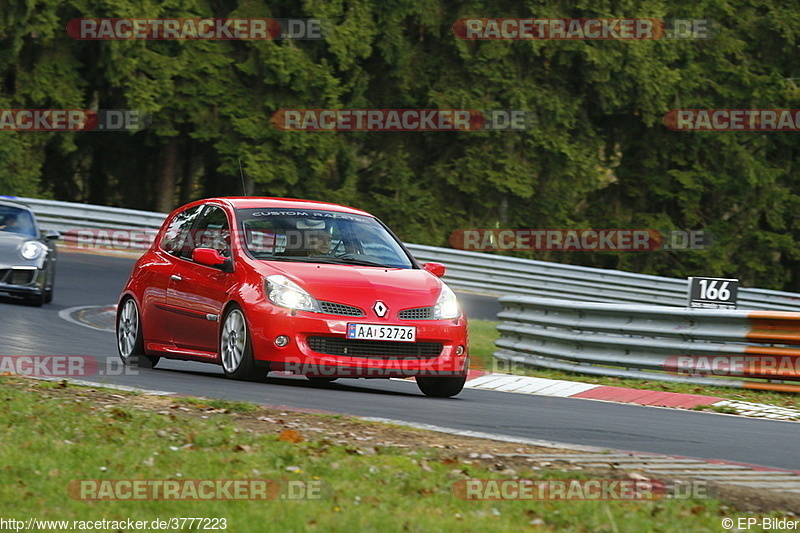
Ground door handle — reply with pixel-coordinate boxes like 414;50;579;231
170;274;182;282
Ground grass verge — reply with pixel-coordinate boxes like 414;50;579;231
0;376;783;532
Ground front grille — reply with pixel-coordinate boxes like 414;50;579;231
307;336;443;359
11;270;35;285
398;306;435;320
1;269;36;285
319;301;365;317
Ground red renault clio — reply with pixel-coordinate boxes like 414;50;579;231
116;198;469;397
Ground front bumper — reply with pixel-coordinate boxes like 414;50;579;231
246;303;469;378
0;266;44;297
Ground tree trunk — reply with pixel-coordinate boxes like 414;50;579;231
179;138;197;205
154;137;180;213
87;143;108;205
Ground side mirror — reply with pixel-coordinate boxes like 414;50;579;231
423;262;446;278
193;248;233;272
43;229;60;241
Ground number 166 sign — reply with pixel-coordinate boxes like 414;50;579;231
688;277;739;310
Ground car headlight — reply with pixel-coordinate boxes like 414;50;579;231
20;241;42;260
434;283;460;319
266;275;320;312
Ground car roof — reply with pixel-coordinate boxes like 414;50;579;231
0;199;35;213
205;197;374;217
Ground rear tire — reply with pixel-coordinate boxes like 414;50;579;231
220;305;268;382
416;376;466;398
117;297;160;368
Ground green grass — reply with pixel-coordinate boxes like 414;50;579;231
691;404;740;415
0;377;771;532
176;396;260;413
468;319;800;409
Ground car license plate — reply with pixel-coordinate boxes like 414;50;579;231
346;323;416;342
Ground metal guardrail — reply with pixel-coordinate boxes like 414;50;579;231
5;197;167;232
494;296;800;391
9;196;800;311
405;244;800;312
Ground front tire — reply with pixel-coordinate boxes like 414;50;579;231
416;376;466;398
44;263;55;303
117;297;160;368
220;306;267;381
24;290;46;307
26;270;51;306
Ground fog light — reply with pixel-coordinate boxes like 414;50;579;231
456;345;465;356
275;335;290;347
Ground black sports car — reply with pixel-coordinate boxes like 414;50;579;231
0;200;58;306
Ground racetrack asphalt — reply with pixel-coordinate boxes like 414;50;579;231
0;249;797;472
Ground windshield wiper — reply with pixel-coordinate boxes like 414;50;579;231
257;255;314;262
256;254;394;268
310;256;391;268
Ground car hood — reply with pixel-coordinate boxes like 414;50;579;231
0;232;46;269
254;261;444;311
0;232;30;256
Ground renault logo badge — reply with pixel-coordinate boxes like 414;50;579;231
373;301;388;317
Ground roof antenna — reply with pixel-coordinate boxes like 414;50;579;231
238;159;248;196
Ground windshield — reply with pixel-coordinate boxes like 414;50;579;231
236;208;414;269
0;206;36;237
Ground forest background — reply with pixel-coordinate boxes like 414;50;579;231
2;0;798;289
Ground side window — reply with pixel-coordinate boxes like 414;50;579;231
161;206;202;257
191;206;231;257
